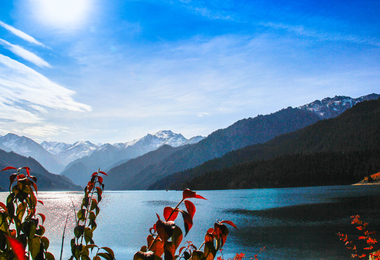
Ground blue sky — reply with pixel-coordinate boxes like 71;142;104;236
0;0;379;144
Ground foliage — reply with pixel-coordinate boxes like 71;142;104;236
134;189;238;260
338;215;380;259
0;166;54;260
0;167;244;260
69;169;115;260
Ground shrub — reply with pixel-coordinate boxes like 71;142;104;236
0;167;243;260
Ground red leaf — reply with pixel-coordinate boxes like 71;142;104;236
156;220;175;241
367;237;377;245
37;213;46;224
0;202;8;213
37;200;44;205
98;176;104;184
220;220;238;230
6;236;25;260
180;210;193;236
182;189;206;200
98;171;108;176
21;167;30;176
184;200;196;218
156;213;161;220
31;182;38;194
1;166;17;172
92;172;98;177
163;207;178;221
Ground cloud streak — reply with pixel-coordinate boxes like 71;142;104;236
0;39;51;68
0;21;45;47
0;54;91;131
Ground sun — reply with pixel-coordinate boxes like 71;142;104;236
30;0;93;31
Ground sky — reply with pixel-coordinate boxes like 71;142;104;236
0;0;379;144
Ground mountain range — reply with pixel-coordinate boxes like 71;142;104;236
0;93;378;190
163;97;380;190
59;130;204;186
104;93;380;190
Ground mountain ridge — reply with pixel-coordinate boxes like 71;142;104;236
110;93;379;190
161;98;380;190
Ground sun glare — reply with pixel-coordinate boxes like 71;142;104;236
31;0;93;31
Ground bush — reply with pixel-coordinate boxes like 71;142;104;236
0;167;243;260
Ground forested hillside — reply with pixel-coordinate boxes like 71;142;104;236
116;107;321;189
150;98;380;190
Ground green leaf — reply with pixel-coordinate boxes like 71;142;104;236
36;225;45;236
29;237;41;260
84;244;98;252
81;255;91;260
191;250;203;260
77;209;86;221
45;251;55;260
74;225;85;238
203;242;216;260
41;236;50;250
100;247;115;259
90;199;98;211
97;253;112;260
84;228;93;244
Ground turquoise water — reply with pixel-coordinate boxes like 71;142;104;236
1;185;380;259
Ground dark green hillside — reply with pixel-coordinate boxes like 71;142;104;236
184;150;380;189
0;150;81;191
150;98;380;190
118;107;320;189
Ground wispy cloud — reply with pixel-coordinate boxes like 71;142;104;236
0;21;45;47
0;54;91;135
0;39;51;68
261;22;380;47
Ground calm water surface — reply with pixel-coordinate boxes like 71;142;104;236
1;185;380;259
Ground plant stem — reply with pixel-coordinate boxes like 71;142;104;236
60;213;69;260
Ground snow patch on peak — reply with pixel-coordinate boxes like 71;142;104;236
298;94;380;119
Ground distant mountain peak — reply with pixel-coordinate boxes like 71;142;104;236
298;93;379;119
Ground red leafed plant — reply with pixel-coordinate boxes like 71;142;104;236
0;166;247;260
134;189;239;260
338;215;380;259
69;169;115;260
0;166;54;260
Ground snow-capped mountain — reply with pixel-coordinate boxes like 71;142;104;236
0;133;64;173
40;141;71;155
60;130;202;186
41;140;99;165
114;130;188;150
298;93;380;119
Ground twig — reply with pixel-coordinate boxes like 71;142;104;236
60;213;70;260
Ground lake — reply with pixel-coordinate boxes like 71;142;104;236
1;185;380;259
